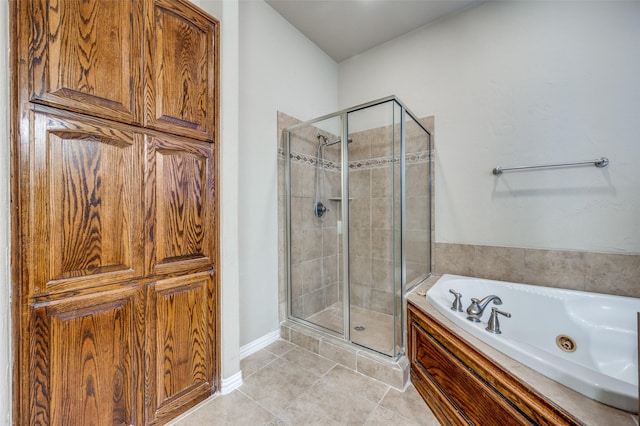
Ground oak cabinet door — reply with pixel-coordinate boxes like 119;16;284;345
144;0;218;141
27;112;145;298
16;1;220;423
146;272;216;423
145;134;215;276
29;0;143;124
30;286;145;426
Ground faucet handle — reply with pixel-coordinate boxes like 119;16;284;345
448;289;463;312
485;307;511;334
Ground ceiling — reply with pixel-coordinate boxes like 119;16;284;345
265;0;480;62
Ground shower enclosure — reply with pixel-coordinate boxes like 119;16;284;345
284;96;432;358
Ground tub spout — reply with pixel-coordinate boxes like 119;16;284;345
466;295;502;322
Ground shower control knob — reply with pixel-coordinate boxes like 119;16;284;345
313;201;328;218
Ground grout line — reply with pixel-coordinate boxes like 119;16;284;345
263;343;295;358
236;388;291;425
241;355;280;381
240;362;328;425
378;386;392;405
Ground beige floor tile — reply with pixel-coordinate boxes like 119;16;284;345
176;345;441;426
240;357;320;414
241;349;278;378
173;392;275;426
379;384;439;426
265;419;288;426
279;381;377;425
321;365;389;404
364;405;421;426
264;339;296;356
281;346;337;376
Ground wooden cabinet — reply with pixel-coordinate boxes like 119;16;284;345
26;112;145;298
29;0;144;124
407;302;580;426
145;135;215;276
27;0;217;141
13;0;219;424
29;286;145;425
144;0;217;141
146;272;216;424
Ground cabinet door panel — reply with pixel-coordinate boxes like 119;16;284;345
146;273;215;422
30;0;142;123
30;286;145;425
146;135;215;276
145;0;218;141
29;112;144;297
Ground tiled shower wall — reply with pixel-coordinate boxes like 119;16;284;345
347;119;432;315
348;125;397;315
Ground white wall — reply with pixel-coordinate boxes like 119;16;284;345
193;0;242;382
0;0;10;421
339;1;640;254
238;1;338;345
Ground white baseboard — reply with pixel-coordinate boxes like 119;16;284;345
220;371;243;395
239;329;281;359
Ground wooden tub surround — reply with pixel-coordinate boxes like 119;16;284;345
408;302;582;425
407;279;638;425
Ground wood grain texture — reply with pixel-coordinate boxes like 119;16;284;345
30;0;143;123
29;112;144;298
14;0;220;424
407;302;582;426
145;272;215;424
30;286;145;426
412;317;531;425
144;0;218;141
146;134;215;277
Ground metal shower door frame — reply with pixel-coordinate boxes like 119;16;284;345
284;95;433;358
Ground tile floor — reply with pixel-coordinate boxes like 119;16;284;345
171;339;440;425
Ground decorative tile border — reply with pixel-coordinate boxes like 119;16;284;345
284;149;341;171
349;151;431;170
279;147;432;171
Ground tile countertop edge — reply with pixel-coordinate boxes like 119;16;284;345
406;276;638;426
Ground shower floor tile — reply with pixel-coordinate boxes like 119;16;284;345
305;303;397;356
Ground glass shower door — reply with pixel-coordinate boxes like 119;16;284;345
346;100;402;357
286;116;344;336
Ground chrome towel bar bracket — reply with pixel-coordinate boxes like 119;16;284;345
493;157;609;176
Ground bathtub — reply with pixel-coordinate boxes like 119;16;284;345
426;274;639;413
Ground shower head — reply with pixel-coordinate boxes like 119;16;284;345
316;132;352;147
316;133;328;144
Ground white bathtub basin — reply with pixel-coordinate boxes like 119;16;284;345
426;274;639;413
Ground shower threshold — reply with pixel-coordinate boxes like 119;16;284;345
280;317;409;390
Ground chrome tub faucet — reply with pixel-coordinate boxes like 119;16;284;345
466;295;502;322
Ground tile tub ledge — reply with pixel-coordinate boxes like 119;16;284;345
406;276;638;426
